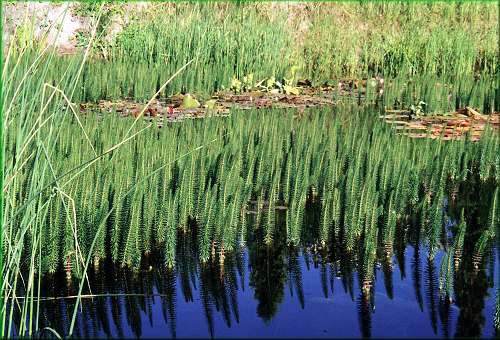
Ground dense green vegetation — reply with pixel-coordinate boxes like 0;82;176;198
8;2;499;102
12;199;498;338
4;102;500;336
5;105;500;272
2;1;500;338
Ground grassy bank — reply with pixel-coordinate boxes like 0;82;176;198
6;2;499;101
80;1;499;100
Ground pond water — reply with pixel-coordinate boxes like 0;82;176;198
24;194;499;339
5;89;499;339
34;246;498;339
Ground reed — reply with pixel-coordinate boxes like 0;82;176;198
8;2;498;102
6;105;499;277
3;2;500;336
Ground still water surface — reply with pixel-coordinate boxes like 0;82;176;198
17;181;499;339
34;239;497;338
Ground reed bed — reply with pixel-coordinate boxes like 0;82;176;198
11;192;496;339
301;2;498;80
4;103;500;336
12;2;498;101
5;105;499;273
3;2;500;336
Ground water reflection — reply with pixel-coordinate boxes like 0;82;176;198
26;244;497;338
11;190;499;339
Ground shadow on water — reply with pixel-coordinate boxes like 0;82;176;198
9;179;499;339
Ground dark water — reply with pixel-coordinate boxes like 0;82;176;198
33;251;496;338
12;182;499;339
32;244;498;339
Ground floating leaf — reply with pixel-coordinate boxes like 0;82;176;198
204;99;217;110
284;85;300;95
266;76;276;89
181;94;200;109
230;77;242;93
242;73;254;89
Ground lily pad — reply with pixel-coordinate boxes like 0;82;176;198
284;85;300;95
181;94;200;109
204;99;217;110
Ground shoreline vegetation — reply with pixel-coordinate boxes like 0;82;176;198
2;1;500;338
5;2;499;99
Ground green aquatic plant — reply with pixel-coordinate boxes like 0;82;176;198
181;94;201;109
427;192;444;260
4;90;500;337
409;101;427;117
453;210;467;270
439;244;455;301
496;194;500;331
473;186;498;261
4;3;500;337
319;190;332;245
